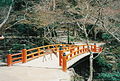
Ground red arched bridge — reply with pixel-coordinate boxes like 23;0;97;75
7;44;102;72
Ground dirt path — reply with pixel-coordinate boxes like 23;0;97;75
0;65;70;81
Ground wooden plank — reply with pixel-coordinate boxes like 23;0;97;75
27;48;38;52
27;52;38;57
12;60;22;64
11;53;22;57
12;57;22;61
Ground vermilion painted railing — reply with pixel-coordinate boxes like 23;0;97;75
7;44;72;66
59;45;102;72
7;44;102;72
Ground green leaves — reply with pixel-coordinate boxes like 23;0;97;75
0;0;12;6
102;33;112;40
97;72;120;81
68;0;77;6
13;24;38;36
95;56;112;72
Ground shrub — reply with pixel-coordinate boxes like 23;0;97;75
102;33;112;41
96;72;120;81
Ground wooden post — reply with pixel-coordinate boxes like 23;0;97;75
59;45;63;66
87;45;90;52
74;51;76;55
22;49;27;63
94;43;96;52
62;53;67;72
91;45;93;51
57;47;59;52
59;50;63;66
101;47;102;52
77;46;79;54
83;45;85;53
70;48;73;57
38;48;40;56
68;46;70;50
7;54;12;66
99;47;102;52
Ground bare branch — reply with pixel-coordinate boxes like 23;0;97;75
76;22;83;30
5;19;26;30
0;1;13;29
101;20;120;42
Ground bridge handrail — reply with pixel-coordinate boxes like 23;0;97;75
7;44;73;66
59;45;102;72
7;44;102;72
7;53;23;66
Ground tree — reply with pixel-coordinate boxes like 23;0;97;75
0;0;13;35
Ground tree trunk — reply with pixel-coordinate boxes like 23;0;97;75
88;52;93;81
0;0;13;34
53;0;56;11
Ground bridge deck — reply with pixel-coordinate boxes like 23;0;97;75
0;64;70;81
15;51;92;69
15;53;61;68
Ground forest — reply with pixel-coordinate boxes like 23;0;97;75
0;0;120;81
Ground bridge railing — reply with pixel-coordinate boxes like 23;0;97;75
59;45;102;72
7;44;102;72
7;53;23;66
7;44;72;66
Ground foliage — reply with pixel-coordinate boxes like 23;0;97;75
9;43;38;53
0;0;12;6
111;46;120;54
102;33;112;41
12;24;38;36
117;63;120;71
94;42;120;80
96;72;120;81
64;11;83;19
94;56;112;72
56;1;67;9
13;0;26;11
68;0;77;6
12;44;26;50
93;56;120;81
0;50;3;55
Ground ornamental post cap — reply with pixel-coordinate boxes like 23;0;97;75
59;45;63;50
63;53;66;56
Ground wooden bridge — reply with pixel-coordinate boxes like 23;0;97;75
7;44;102;72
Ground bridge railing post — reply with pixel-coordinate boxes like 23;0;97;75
87;45;90;52
22;49;27;63
94;43;97;52
99;47;102;52
77;46;79;54
59;46;63;66
70;48;73;57
37;47;40;56
62;53;67;72
83;45;85;53
7;54;12;66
